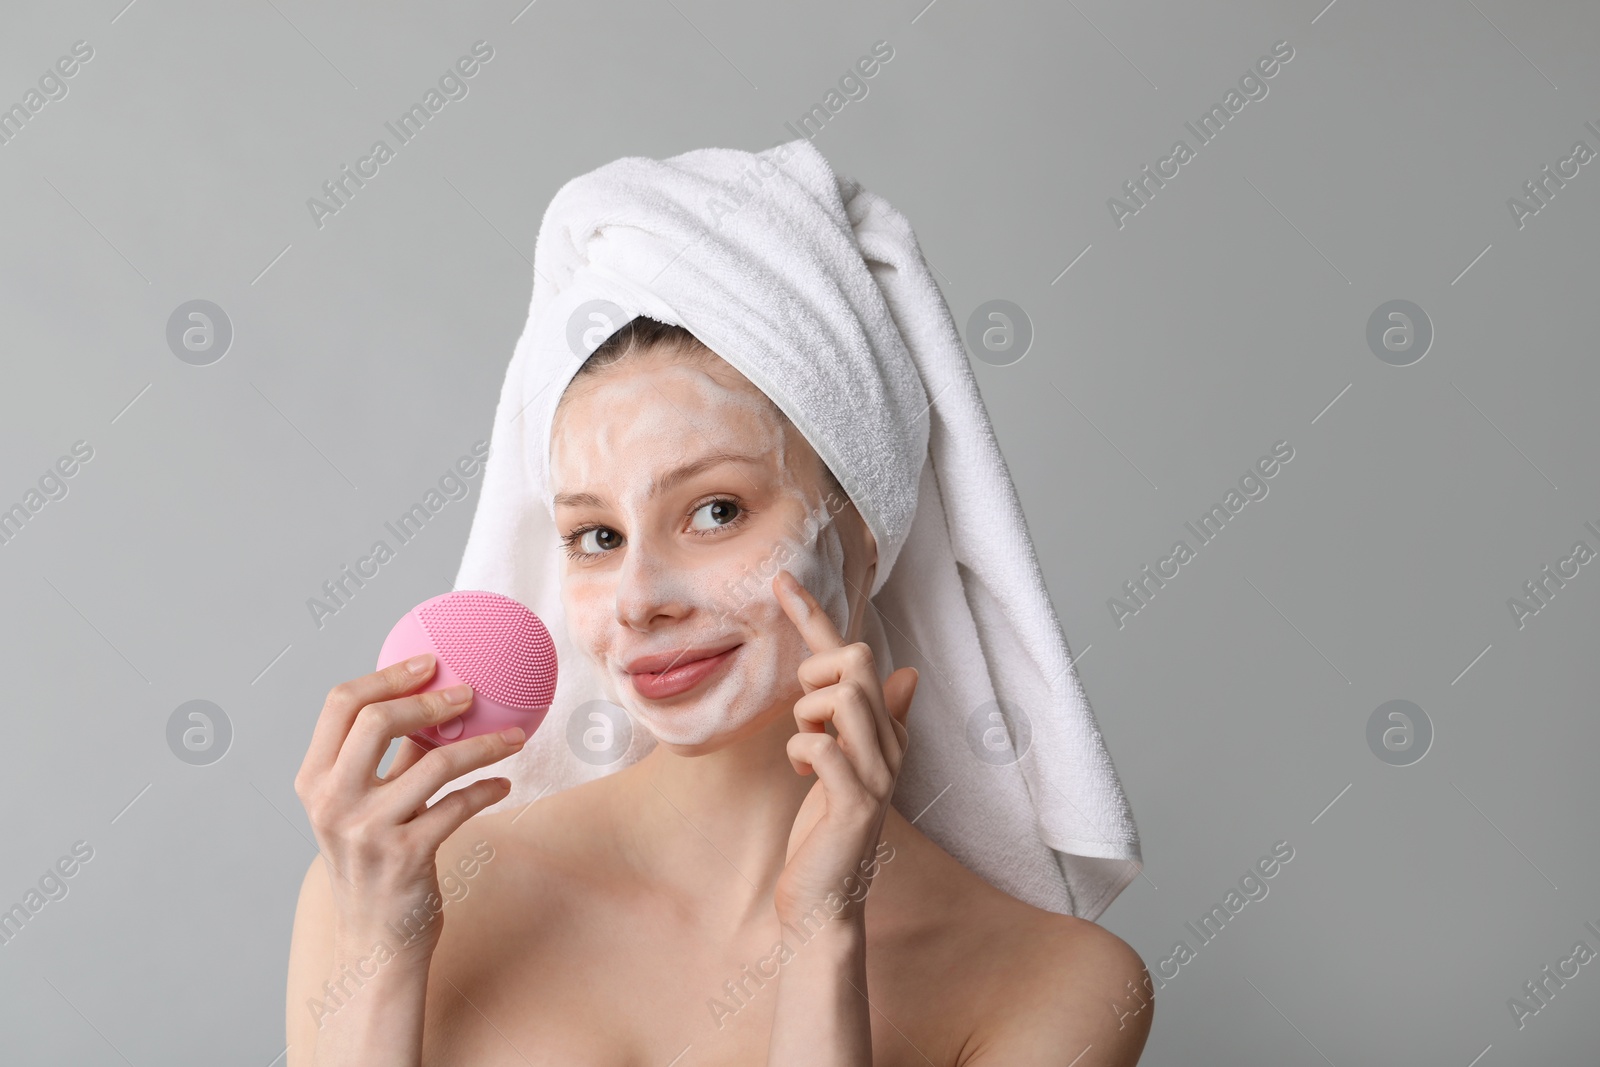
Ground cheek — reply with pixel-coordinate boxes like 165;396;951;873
697;538;793;622
701;520;843;639
561;572;616;655
781;514;850;635
719;517;850;685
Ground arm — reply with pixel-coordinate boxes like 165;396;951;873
286;854;434;1066
283;654;528;1066
766;914;872;1065
765;569;919;1066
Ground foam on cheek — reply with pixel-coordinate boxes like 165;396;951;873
630;503;848;750
550;361;854;748
775;501;850;637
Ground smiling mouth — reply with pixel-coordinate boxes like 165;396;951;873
627;644;743;700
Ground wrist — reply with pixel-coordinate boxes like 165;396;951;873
305;960;430;1058
776;890;871;933
775;910;865;965
333;921;437;976
765;912;872;1064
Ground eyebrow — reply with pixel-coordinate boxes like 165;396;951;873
552;451;765;511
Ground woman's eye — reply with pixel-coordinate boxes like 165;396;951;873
565;501;742;558
690;499;741;532
578;527;622;554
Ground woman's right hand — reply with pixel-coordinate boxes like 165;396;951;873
293;652;527;963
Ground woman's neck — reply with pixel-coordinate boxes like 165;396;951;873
613;703;821;935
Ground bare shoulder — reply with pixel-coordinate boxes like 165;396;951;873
964;901;1152;1067
869;820;1151;1066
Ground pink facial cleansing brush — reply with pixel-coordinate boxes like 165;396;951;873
376;590;558;752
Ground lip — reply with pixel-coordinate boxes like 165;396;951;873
626;642;742;700
624;640;742;676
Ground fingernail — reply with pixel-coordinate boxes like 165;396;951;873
443;685;472;705
499;727;525;744
405;653;433;675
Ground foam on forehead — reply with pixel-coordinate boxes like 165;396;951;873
551;321;846;508
551;355;789;498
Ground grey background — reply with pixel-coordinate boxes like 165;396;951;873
1;0;1596;1063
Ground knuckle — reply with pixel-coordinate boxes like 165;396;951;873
300;793;336;831
324;680;357;711
420;739;486;779
845;642;875;672
392;824;438;863
439;739;479;769
432;688;470;723
380;660;416;690
295;778;325;814
356;702;396;737
421;687;472;725
344;817;391;858
427;792;471;830
344;818;374;848
414;690;447;723
414;747;451;780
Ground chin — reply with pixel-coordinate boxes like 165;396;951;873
634;694;794;754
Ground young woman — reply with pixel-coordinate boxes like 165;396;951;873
286;140;1149;1065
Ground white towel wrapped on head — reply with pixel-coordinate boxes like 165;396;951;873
446;137;1142;920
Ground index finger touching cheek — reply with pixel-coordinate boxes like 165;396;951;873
774;567;843;654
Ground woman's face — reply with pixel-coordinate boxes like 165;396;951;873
549;347;874;752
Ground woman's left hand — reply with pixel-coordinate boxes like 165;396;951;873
771;567;918;928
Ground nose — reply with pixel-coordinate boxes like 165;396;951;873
612;530;693;632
